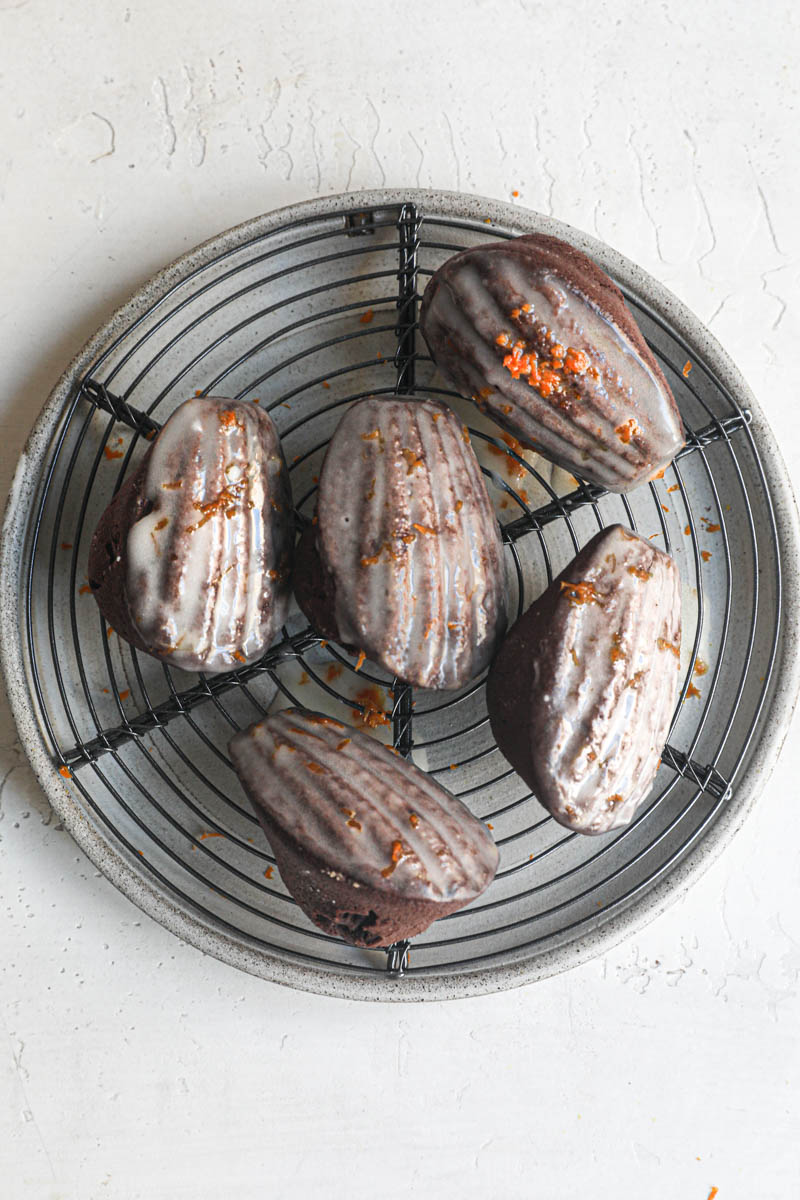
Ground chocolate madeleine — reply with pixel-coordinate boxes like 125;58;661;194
229;709;498;946
294;395;507;689
420;233;685;492
88;396;293;673
486;525;681;834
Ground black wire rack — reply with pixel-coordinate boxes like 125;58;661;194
10;194;787;994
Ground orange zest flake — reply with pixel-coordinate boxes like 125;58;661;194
615;418;638;444
118;689;130;701
339;806;363;832
703;520;721;533
510;307;521;319
701;550;712;562
684;524;691;536
408;812;420;828
61;542;73;550
496;332;511;347
449;763;457;770
336;738;351;751
218;409;238;428
162;479;182;490
627;565;651;581
186;483;244;531
657;636;680;658
412;522;436;536
454;499;463;513
103;445;124;460
264;866;274;879
251;396;260;404
462;426;471;444
361;429;381;441
199;830;225;840
693;658;708;676
487;431;528;480
298;671;310;685
106;626;114;638
381;839;406;878
667;484;679;493
305;761;326;774
154;517;168;532
560;580;601;606
401;448;423;475
570;647;580;667
707;1189;718;1200
232;650;246;663
686;682;701;699
682;360;693;377
511;189;519;198
610;633;625;664
606;794;624;808
58;765;72;779
354;650;366;672
326;663;343;683
321;381;330;389
352;685;390;728
78;583;92;594
359;308;375;324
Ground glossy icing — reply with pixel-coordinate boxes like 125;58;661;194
315;395;507;688
125;396;292;673
229;708;499;901
487;525;681;833
420;236;685;491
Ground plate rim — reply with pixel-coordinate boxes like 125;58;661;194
2;186;799;1002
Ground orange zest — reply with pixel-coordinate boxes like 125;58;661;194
381;839;405;878
615;418;638;444
560;580;601;606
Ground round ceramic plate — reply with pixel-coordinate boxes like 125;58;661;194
2;189;799;1001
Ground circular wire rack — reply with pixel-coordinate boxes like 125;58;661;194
2;190;798;1001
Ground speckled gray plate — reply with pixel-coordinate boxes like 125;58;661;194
2;189;799;1001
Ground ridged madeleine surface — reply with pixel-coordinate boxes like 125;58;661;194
487;525;681;834
90;396;293;673
229;709;498;945
420;234;685;492
298;395;507;689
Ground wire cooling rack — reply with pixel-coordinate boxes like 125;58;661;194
2;190;799;1001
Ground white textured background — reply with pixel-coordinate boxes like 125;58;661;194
1;2;799;1197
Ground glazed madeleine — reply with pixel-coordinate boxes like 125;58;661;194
487;525;682;833
420;233;685;492
88;396;293;673
294;395;507;689
229;709;499;947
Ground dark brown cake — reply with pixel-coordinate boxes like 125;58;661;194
486;525;681;834
294;395;507;689
229;708;499;947
88;396;293;674
419;233;685;492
